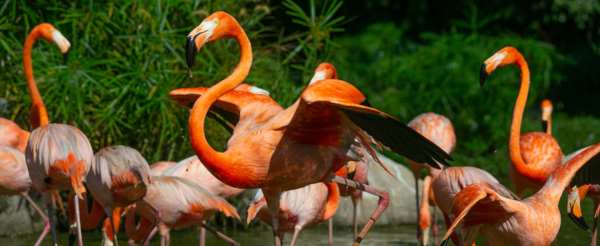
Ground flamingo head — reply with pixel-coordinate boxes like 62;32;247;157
309;62;338;85
479;46;522;86
186;11;238;71
36;23;71;64
567;185;590;232
541;99;553;132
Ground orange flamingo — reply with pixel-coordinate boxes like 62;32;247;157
432;166;517;246
124;176;240;246
309;62;369;240
171;11;452;245
480;47;563;198
0;118;30;152
247;182;340;246
439;142;600;246
541;99;552;135
23;23;94;246
407;112;456;244
84;146;161;246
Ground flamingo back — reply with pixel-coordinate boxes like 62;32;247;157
25;124;94;194
136;176;239;228
0;118;30;153
0;146;31;195
162;155;244;199
149;161;176;176
433;166;514;216
87;145;151;208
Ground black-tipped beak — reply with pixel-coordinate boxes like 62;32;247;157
185;36;198;70
348;169;356;181
63;47;70;65
479;63;489;87
568;202;590;231
542;120;548;133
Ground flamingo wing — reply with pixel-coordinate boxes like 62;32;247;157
168;87;280;133
568;149;600;187
440;183;516;246
283;79;453;169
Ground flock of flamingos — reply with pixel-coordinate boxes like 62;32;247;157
2;10;600;246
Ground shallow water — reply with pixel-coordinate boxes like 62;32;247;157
0;193;594;245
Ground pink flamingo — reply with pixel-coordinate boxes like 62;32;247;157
247;182;340;246
0;146;50;246
439;143;600;246
84;145;161;246
0;118;30;153
23;23;94;246
480;47;563;198
172;11;452;245
407;112;456;245
432;166;517;245
124;176;241;246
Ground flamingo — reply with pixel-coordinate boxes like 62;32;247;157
124;176;241;246
432;166;518;246
439;142;600;246
541;99;552;135
83;145;161;246
23;23;94;246
171;11;453;245
0;118;30;152
406;112;456;245
480;47;563;198
0;146;51;246
247;182;340;246
149;161;177;176
308;62;369;240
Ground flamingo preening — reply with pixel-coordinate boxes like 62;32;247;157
439;142;600;246
407;112;456;245
170;11;452;246
22;23;95;246
248;182;340;246
124;176;241;246
480;47;563;198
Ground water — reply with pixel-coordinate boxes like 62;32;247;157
0;194;594;245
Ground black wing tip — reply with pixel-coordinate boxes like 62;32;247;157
440;238;450;246
479;63;489;87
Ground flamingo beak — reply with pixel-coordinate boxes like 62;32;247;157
309;70;327;85
347;161;356;181
541;120;548;134
51;29;71;65
185;27;209;72
480;51;508;87
479;63;489;87
567;187;590;232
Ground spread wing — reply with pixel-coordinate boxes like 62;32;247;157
281;79;453;169
568;146;600;187
168;87;280;133
440;183;516;246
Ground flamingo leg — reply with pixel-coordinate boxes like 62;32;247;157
433;207;439;245
593;200;599;246
200;222;240;246
200;224;206;246
47;204;58;246
352;195;359;239
290;228;301;246
160;234;166;246
140;197;161;246
329;175;389;246
74;195;84;246
263;190;283;246
414;173;421;243
143;226;158;246
110;215;119;246
23;194;50;246
328;218;333;246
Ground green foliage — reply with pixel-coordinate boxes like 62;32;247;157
332;22;569;175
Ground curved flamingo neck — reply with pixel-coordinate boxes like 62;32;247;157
508;54;531;174
125;206;152;241
189;22;252;172
23;27;49;128
322;182;340;221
